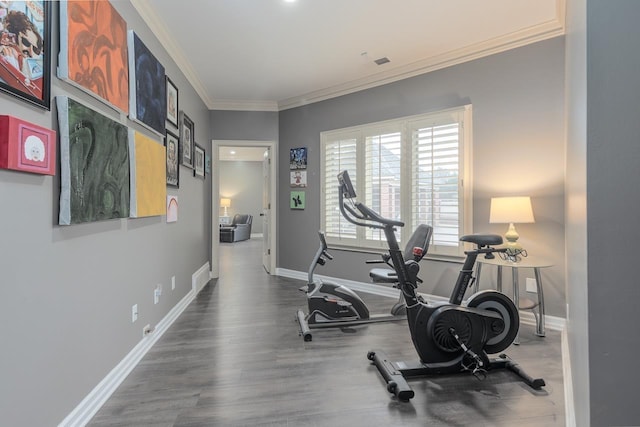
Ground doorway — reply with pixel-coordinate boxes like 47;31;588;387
211;140;277;278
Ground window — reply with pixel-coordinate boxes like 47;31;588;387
320;105;472;258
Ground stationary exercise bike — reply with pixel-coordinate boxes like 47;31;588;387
296;226;431;342
336;170;545;401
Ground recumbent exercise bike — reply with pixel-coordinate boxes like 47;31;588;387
296;225;432;342
336;170;545;401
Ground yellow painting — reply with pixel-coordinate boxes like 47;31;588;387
129;130;166;218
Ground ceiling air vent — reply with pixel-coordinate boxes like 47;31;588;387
374;57;390;65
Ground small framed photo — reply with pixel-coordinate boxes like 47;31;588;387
291;191;305;209
166;76;178;128
0;115;56;175
179;111;194;168
193;143;205;178
165;130;179;187
290;147;307;169
290;170;307;188
167;195;178;223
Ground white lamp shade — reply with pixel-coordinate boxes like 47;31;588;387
220;198;231;208
489;197;534;224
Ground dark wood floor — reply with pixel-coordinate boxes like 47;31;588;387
89;238;565;426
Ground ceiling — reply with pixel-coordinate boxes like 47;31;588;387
219;146;268;162
131;0;565;112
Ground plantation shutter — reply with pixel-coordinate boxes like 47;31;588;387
323;136;357;240
365;130;402;243
410;119;462;255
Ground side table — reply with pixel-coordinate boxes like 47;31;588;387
474;256;552;342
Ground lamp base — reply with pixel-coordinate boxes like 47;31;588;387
503;223;527;262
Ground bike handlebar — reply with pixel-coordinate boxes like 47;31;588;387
338;171;404;230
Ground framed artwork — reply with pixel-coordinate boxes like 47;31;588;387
179;111;194;168
165;130;179;187
205;153;211;174
290;147;307;170
56;96;130;225
165;76;178;128
0;115;56;175
128;129;166;218
166;195;178;223
58;0;128;113
128;30;166;135
290;170;307;188
0;1;52;110
193;143;205;178
291;191;305;209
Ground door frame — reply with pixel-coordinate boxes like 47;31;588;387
211;139;277;278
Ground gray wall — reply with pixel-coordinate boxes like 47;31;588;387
210;110;279;141
568;0;640;426
0;2;211;426
278;38;567;317
220;161;264;234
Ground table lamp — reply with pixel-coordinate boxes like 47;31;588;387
489;196;535;254
220;198;231;216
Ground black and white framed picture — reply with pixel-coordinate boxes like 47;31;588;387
165;130;179;187
179;111;194;168
193;143;205;178
165;76;178;128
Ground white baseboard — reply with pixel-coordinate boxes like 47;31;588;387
59;264;210;427
192;262;211;294
277;267;566;331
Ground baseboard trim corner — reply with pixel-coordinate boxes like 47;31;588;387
192;262;211;294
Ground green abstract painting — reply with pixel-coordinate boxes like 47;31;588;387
57;96;130;225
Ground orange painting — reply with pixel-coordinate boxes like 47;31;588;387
59;0;129;113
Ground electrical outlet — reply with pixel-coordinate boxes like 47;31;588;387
171;275;176;290
131;304;138;323
526;278;537;293
142;324;152;337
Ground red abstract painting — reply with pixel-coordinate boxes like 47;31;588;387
59;0;129;113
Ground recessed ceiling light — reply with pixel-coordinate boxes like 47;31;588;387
230;150;236;155
284;0;297;3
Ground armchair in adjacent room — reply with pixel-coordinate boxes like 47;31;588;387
219;214;253;242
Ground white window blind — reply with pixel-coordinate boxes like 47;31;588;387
365;130;402;243
323;136;357;241
321;105;472;257
410;119;463;256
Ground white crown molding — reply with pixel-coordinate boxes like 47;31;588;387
130;0;215;109
209;99;279;112
278;16;566;110
133;0;566;112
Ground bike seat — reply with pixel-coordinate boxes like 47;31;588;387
460;234;503;246
369;268;398;283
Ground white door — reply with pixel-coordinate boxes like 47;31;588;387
262;148;271;273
